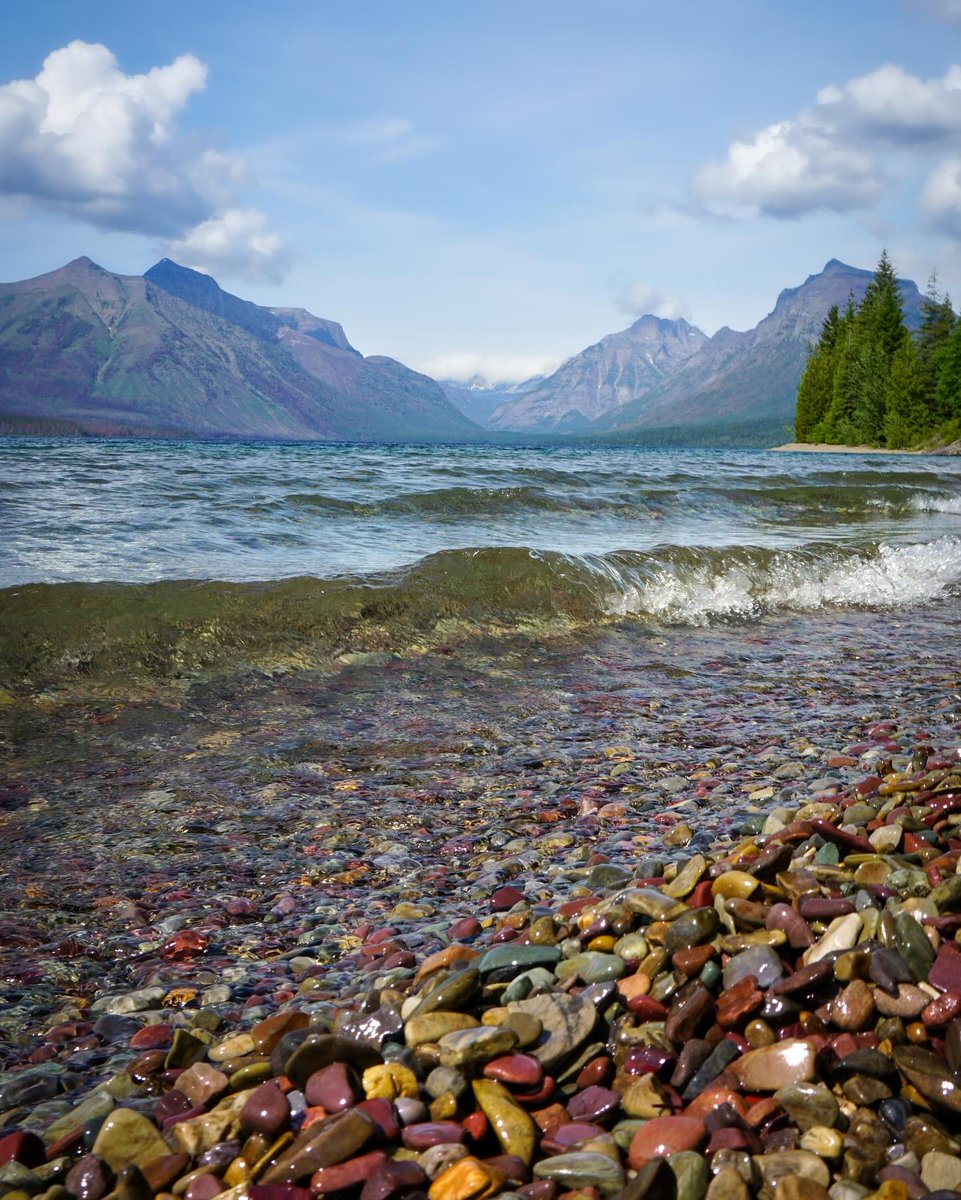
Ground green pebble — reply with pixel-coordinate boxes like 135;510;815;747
477;944;562;977
699;960;722;989
669;1151;709;1200
164;1028;208;1070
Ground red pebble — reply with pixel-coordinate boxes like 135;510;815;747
359;1161;427;1200
448;917;482;940
490;886;526;911
688;881;715;908
628;1115;707;1169
248;1188;312;1200
0;1132;44;1168
575;1056;612;1089
129;1024;175;1050
311;1150;389;1194
483;1053;543;1088
461;1110;489;1141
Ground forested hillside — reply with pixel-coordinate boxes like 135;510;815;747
795;252;960;449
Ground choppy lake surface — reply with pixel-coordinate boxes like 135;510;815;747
1;438;960;685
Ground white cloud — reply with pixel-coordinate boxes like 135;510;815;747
0;40;288;281
616;281;689;320
163;208;290;282
818;63;961;145
922;158;961;236
694;62;961;219
695;119;882;218
417;352;559;384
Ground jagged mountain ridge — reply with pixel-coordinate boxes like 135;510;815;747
0;258;476;440
592;260;925;436
488;315;709;432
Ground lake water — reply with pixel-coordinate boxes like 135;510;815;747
2;438;961;685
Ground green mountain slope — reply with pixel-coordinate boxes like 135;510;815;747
0;257;476;440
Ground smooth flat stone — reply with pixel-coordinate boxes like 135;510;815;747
893;1046;961;1113
477;945;561;977
664;909;720;953
803;914;863;965
240;1081;291;1137
723;945;785;990
730;1039;816;1091
830;980;875;1032
438;1026;518;1068
668;1150;709;1200
532;1152;625;1197
629;1116;707;1169
774;1083;839;1132
261;1109;377;1184
91;1109;169;1172
472;1079;536;1166
920;1150;961;1192
507;994;596;1070
405;1012;479;1047
427;1155;505;1200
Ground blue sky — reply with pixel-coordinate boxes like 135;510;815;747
1;1;961;381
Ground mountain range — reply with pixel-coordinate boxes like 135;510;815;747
0;256;925;445
479;260;924;441
0;257;475;440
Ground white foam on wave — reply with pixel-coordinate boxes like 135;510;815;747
604;537;961;625
909;493;961;515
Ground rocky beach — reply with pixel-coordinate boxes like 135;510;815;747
3;591;961;1200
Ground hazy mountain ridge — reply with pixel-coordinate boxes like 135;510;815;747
489;315;709;432
440;375;545;425
0;258;476;440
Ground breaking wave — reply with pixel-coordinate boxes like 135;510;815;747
3;537;960;688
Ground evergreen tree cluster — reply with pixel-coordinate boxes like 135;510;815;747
795;252;961;449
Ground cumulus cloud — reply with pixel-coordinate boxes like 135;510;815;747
162;208;290;282
0;40;288;280
417;352;560;385
923;158;961;236
817;63;961;145
694;62;961;219
616;281;689;320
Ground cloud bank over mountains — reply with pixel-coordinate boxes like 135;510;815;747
0;40;287;281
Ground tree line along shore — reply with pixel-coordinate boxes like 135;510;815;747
795;252;961;452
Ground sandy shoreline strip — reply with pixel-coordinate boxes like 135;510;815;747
769;441;919;454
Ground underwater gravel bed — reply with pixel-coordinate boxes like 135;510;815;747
1;605;961;1199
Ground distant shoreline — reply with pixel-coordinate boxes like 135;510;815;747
770;441;919;455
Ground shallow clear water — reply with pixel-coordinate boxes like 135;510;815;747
2;438;961;689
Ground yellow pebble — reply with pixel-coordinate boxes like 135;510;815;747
362;1063;420;1101
430;1092;459;1121
223;1159;251;1189
586;935;617;952
711;871;760;901
428;1156;506;1200
870;1183;909;1200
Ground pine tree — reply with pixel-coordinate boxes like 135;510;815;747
884;338;926;449
852;339;888;445
795;305;840;441
817;298;858;443
918;273;957;424
936;318;961;432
